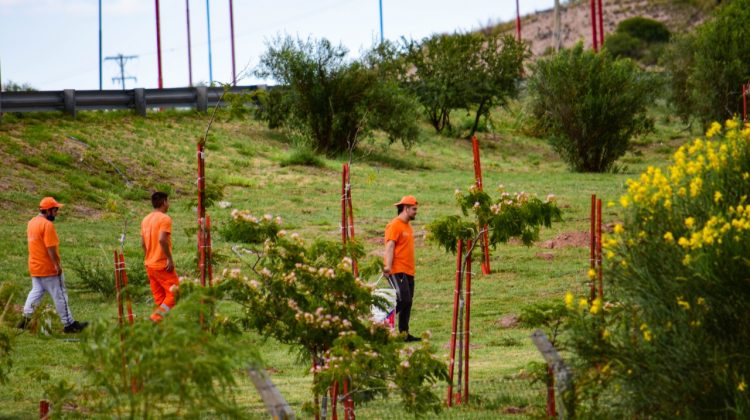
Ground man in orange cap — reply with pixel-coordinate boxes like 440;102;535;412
141;191;179;322
383;195;421;342
18;197;88;333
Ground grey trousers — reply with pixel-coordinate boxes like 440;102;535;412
22;274;75;326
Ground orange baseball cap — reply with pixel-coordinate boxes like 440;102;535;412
393;195;418;206
39;197;64;210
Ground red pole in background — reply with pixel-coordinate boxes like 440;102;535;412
471;136;491;275
345;166;359;277
597;0;604;47
197;143;206;287
185;0;194;87
155;0;164;88
590;0;598;52
589;194;596;301
39;400;50;419
446;239;464;407
463;241;473;404
229;0;237;85
515;0;521;41
596;198;603;299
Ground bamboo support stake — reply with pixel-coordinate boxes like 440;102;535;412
446;239;464;406
590;195;596;301
463;240;473;404
471;136;491;275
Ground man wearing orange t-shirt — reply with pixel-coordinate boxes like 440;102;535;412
19;197;88;333
141;192;180;322
384;195;421;342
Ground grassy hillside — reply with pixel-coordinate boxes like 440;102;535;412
0;102;698;417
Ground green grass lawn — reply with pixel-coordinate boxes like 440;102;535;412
0;102;699;418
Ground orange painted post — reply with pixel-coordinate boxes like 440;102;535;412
471;136;491;275
446;239;464;406
343;379;355;420
590;0;598;51
546;365;556;416
597;198;603;299
345;165;359;277
114;251;124;325
597;0;604;46
197;143;206;287
590;194;596;301
119;253;134;324
463;241;472;404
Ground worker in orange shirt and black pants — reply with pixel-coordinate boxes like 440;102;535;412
384;195;421;342
19;197;88;333
141;192;180;323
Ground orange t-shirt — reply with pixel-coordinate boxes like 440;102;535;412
141;211;172;269
28;216;61;277
384;217;415;276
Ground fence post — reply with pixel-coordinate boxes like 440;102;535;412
134;88;147;117
63;89;76;118
530;330;574;419
196;86;208;112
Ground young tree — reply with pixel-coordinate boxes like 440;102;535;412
527;43;657;172
255;36;420;155
403;33;527;137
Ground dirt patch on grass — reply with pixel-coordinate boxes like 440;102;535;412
495;314;520;329
538;231;589;249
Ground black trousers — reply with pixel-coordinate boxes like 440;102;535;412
388;273;415;334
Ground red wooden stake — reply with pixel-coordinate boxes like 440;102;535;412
331;380;339;420
597;198;603;299
337;164;357;418
546;365;556;416
743;82;747;123
39;400;50;419
343;379;355;420
471;136;491;275
463;241;472;404
590;0;598;51
119;253;134;324
114;251;125;325
197;143;206;287
590;194;596;301
446;239;463;406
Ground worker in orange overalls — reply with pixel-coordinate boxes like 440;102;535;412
140;191;179;322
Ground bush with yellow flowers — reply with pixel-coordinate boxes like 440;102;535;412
563;120;750;417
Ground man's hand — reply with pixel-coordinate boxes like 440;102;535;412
165;258;174;272
382;266;392;276
55;264;63;276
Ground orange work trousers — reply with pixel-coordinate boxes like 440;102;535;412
146;267;179;322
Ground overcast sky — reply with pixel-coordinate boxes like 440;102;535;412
0;0;555;90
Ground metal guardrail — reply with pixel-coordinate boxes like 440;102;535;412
0;85;264;117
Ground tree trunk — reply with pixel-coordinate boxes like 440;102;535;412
468;100;487;139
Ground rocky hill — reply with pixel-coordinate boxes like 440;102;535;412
503;0;712;56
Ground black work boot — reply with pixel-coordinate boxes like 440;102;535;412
63;321;89;334
404;334;422;343
16;317;30;330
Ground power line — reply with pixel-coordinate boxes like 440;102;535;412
105;54;138;90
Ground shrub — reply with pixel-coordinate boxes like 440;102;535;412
68;255;149;300
616;16;670;44
527;43;658;172
255;36;420;155
662;0;750;125
563;121;750;417
220;212;449;416
279;147;326;168
43;286;251;418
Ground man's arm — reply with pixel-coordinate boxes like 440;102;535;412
383;240;396;276
46;245;62;275
141;235;147;254
158;231;174;272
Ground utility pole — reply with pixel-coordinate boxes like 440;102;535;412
106;54;138;90
99;0;103;90
206;0;214;85
229;0;236;85
515;0;521;41
379;0;384;43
